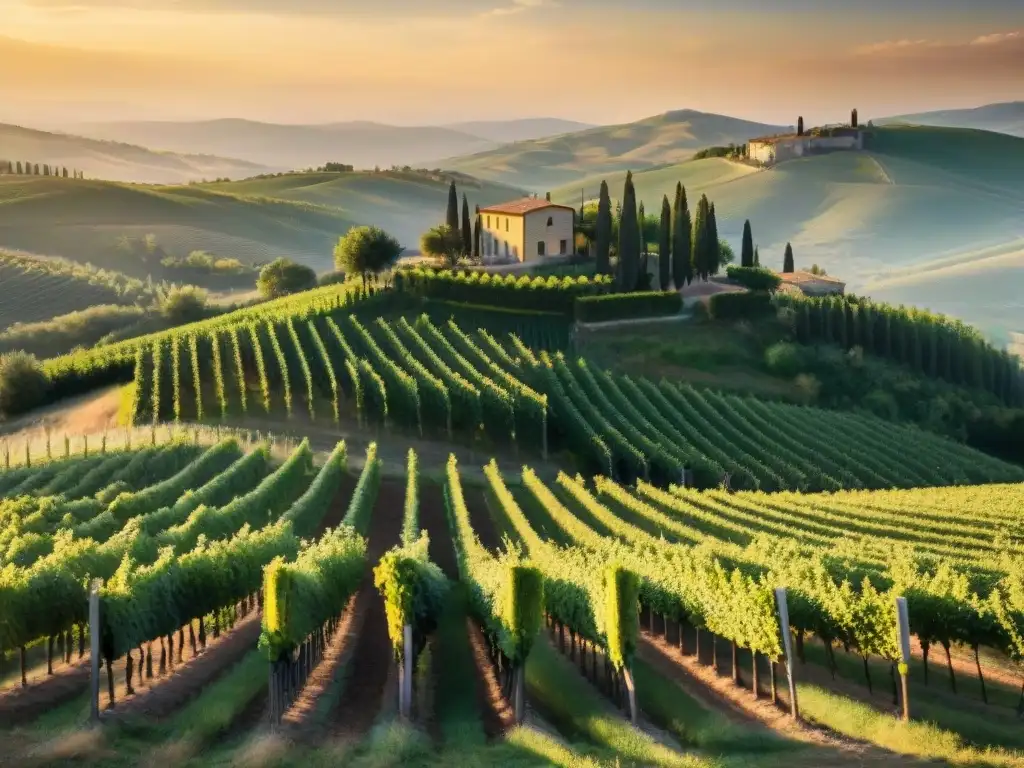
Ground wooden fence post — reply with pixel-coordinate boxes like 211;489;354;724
514;665;526;723
89;579;101;723
774;587;799;719
895;596;911;722
623;665;638;725
400;624;413;719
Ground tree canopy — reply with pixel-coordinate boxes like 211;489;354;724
420;224;465;267
256;257;317;299
783;242;795;273
334;225;403;287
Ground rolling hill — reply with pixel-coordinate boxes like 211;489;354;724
0;170;524;278
69;119;498;173
0;123;270;184
443;117;595;143
0;250;158;331
438;109;787;190
552;125;1024;345
878;101;1024;138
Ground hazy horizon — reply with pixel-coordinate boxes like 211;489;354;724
2;0;1022;128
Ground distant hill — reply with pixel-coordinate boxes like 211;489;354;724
69;119;499;172
877;102;1024;138
202;168;524;253
437;109;787;190
0;169;524;277
442;118;595;143
0;123;270;184
551;125;1024;345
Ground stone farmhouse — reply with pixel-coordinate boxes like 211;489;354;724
478;197;575;264
747;109;865;167
1010;332;1024;360
778;270;846;297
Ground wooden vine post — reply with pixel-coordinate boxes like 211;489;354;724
399;624;413;719
774;586;799;719
895;596;911;722
89;579;102;724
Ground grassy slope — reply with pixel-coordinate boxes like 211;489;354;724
0;255;132;330
0;171;523;277
876;101;1024;138
553;126;1024;344
203;169;525;252
441;110;786;190
0;122;270;184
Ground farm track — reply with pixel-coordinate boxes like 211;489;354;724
329;479;406;739
0;658;90;726
636;628;928;765
420;480;515;739
105;612;263;720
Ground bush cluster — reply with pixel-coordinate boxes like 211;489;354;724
708;290;773;320
726;265;781;292
394;268;613;315
574;291;682;323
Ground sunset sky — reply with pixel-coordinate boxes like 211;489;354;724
2;0;1022;127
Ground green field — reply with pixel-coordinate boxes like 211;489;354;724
0;170;521;280
0;251;153;331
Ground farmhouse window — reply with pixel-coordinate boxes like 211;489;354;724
546;216;553;226
559;239;567;254
537;241;545;256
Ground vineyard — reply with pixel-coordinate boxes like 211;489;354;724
125;310;1024;492
1;424;1024;766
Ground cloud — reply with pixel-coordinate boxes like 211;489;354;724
971;30;1021;45
483;0;551;18
856;28;1023;55
853;39;938;55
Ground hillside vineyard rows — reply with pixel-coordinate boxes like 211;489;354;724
4;432;1024;752
125;307;1023;492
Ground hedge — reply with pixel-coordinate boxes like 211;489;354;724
726;266;781;292
708;290;773;320
574;291;682;323
393;268;613;315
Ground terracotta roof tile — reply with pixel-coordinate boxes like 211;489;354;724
478;198;575;216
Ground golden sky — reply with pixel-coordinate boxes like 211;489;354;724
2;0;1022;126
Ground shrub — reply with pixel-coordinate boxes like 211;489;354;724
0;351;50;416
574;291;682;323
160;285;209;325
395;267;613;315
764;341;807;378
726;266;781;292
708;290;772;320
334;226;403;288
257;258;317;299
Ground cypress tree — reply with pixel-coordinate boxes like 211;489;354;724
15;161;22;174
691;196;707;281
658;195;671;290
753;245;760;266
861;305;874;352
42;164;49;176
638;201;646;257
595;180;612;276
740;220;754;268
33;164;39;175
617;171;640;292
445;181;459;230
62;167;68;178
707;202;720;275
671;183;692;288
797;116;805;136
783;243;795;273
472;205;481;261
460;193;472;256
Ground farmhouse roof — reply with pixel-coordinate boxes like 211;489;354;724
478;198;576;216
779;270;846;286
749;134;803;146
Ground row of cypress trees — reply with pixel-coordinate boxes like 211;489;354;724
781;293;1024;407
590;173;730;291
0;161;82;179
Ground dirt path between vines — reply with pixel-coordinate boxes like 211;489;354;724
329;479;405;740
